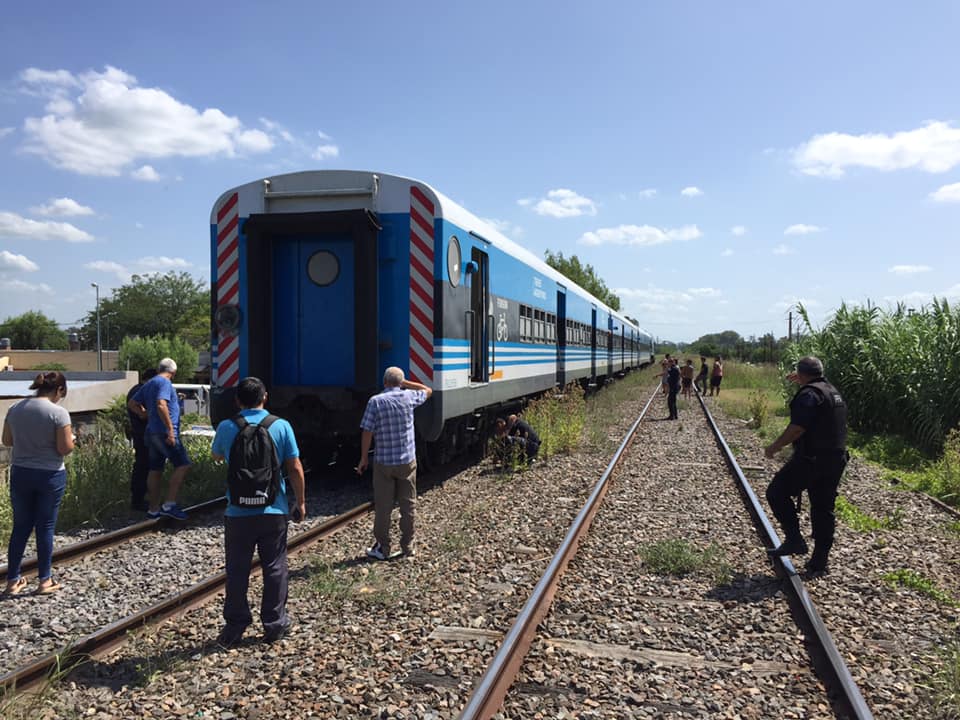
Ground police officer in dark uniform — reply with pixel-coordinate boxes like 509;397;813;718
764;356;848;575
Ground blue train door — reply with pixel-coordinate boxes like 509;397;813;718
469;247;490;383
590;305;597;382
556;286;566;386
272;235;356;386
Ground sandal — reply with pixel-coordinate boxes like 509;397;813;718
4;577;28;596
35;579;61;595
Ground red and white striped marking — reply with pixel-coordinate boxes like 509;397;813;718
214;192;241;388
409;186;435;385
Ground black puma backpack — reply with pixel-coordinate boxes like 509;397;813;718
227;414;281;507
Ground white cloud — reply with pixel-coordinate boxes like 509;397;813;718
793;121;960;177
680;186;703;197
236;129;274;153
517;197;534;207
888;264;931;275
135;256;191;270
312;144;339;160
579;224;702;247
480;217;524;240
0;127;14;139
4;278;54;294
721;248;734;257
784;223;823;235
638;188;657;199
773;295;820;312
131;165;161;182
730;225;747;236
85;255;192;281
773;244;795;255
29;197;94;217
85;260;130;281
0;250;39;272
615;285;700;315
687;287;722;298
529;189;597;218
0;211;94;242
20;65;277;176
930;182;960;203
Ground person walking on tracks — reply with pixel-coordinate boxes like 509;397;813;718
128;358;190;519
764;356;848;575
356;367;432;560
666;358;681;420
695;356;709;395
211;376;305;646
2;371;75;596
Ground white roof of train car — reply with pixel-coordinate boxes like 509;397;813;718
214;170;648;336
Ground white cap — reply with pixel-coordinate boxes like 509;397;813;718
157;357;178;373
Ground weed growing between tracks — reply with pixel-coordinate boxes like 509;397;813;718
930;642;960;719
834;495;903;532
882;569;957;607
638;538;733;586
0;643;85;720
302;559;400;608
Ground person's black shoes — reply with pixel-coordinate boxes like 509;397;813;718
216;626;245;648
767;537;809;557
803;557;829;577
263;618;292;644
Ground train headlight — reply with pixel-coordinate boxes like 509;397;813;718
215;304;242;334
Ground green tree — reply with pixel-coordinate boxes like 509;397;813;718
543;250;621;311
118;335;199;380
0;310;69;350
81;272;210;351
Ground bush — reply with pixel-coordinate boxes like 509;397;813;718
118;335;198;380
523;382;586;458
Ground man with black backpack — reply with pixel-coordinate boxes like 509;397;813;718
211;377;305;646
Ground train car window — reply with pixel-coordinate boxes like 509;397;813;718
447;236;461;288
307;250;340;286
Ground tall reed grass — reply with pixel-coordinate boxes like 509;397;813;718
789;300;960;454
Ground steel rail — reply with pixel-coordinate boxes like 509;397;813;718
0;501;371;694
460;387;874;719
458;385;660;720
697;392;873;720
0;496;228;578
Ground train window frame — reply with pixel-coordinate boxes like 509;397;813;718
447;236;462;288
307;250;340;287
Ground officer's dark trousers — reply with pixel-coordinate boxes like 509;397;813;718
667;390;679;419
766;452;847;563
223;514;289;635
130;433;149;505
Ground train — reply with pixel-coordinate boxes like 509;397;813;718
209;170;654;465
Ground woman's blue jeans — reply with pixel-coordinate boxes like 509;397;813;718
6;466;67;582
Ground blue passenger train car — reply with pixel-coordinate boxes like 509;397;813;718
210;171;654;461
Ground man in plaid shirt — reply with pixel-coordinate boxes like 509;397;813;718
357;367;432;560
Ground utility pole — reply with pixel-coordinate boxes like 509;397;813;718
788;312;792;342
91;282;102;371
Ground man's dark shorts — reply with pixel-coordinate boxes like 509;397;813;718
146;433;192;471
710;376;722;388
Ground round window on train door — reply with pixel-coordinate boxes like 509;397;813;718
447;235;461;288
307;250;339;287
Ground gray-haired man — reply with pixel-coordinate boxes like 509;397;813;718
356;367;431;560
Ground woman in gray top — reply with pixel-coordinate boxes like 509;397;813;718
2;371;75;595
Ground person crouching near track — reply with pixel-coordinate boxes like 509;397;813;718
764;357;848;576
356;367;432;560
2;371;74;596
211;377;305;646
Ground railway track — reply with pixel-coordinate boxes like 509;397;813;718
4;378;954;717
0;496;227;579
0;501;372;694
459;388;873;719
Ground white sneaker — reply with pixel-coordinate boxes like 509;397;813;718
366;543;387;560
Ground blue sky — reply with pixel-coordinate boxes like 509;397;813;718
1;2;958;343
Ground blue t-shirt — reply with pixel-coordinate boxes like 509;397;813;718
211;408;300;517
133;374;180;436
